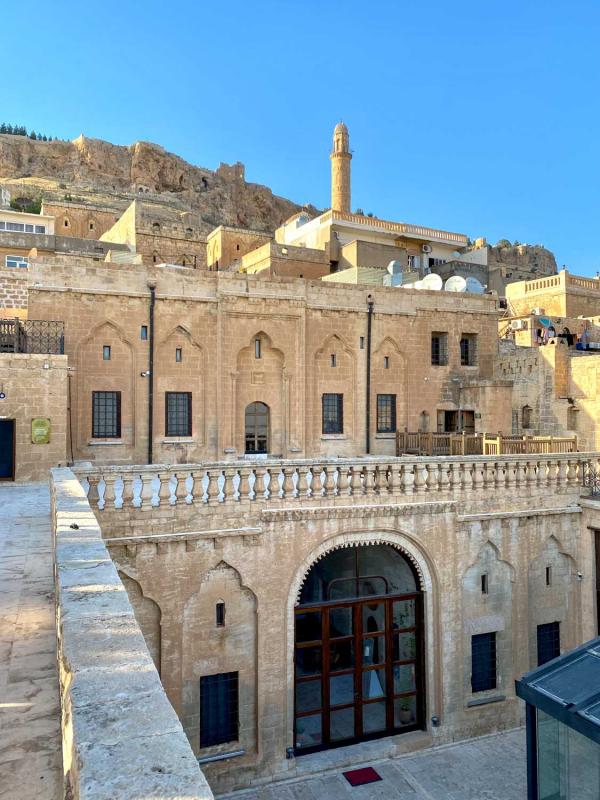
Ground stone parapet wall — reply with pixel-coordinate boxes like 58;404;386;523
0;264;28;312
51;467;214;800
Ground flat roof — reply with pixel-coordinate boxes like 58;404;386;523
516;635;600;743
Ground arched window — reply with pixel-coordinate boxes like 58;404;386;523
245;402;269;454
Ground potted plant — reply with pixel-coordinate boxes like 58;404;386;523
398;699;413;725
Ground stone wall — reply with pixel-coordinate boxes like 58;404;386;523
78;453;600;793
0;264;28;314
26;259;509;466
51;467;213;800
0;354;68;480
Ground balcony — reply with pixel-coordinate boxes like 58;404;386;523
0;318;64;354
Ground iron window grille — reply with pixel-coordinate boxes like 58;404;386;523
92;391;121;438
376;394;396;433
322;393;343;434
471;632;497;692
200;672;239;748
537;622;560;666
165;392;192;437
431;333;448;366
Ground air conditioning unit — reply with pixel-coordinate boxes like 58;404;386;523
531;307;545;315
588;341;600;350
511;319;527;330
422;244;433;253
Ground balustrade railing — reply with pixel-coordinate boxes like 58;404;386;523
396;432;577;457
0;318;64;354
72;453;594;515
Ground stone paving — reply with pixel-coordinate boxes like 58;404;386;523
0;482;62;800
222;728;526;800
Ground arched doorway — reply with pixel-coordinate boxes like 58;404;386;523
294;544;424;753
245;402;269;454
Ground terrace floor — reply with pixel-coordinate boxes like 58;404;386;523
222;728;527;800
0;482;62;800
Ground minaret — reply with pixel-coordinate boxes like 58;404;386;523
330;122;351;213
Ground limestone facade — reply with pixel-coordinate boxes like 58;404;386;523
0;353;68;480
79;453;600;793
26;258;509;466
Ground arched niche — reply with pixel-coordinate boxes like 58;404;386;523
118;572;162;674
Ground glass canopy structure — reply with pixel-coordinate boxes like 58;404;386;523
516;636;600;799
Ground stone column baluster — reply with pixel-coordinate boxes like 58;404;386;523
557;457;568;489
414;462;427;494
439;462;451;494
121;472;135;509
566;458;578;486
87;475;100;510
385;464;397;495
301;466;312;498
238;467;251;501
505;459;516;491
174;472;187;505
537;459;549;488
515;459;527;489
102;474;117;511
140;471;154;509
158;472;172;507
256;467;270;500
402;463;415;495
202;469;213;504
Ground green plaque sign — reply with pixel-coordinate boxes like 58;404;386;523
31;417;51;445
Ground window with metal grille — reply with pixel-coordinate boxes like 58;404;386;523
322;393;343;434
471;632;496;692
431;333;448;365
377;394;396;433
200;672;239;747
92;391;121;438
460;334;478;366
165;392;192;437
537;622;560;666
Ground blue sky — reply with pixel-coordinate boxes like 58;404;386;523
2;1;600;273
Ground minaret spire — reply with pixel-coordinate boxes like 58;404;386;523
330;122;351;213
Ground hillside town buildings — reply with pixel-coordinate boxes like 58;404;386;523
1;123;600;799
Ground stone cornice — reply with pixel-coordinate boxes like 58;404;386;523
458;505;582;522
260;500;456;522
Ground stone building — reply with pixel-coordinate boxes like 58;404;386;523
24;256;510;467
77;449;600;794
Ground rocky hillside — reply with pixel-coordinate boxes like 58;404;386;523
0;133;317;233
488;240;557;274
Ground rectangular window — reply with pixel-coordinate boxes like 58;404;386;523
431;333;448;366
200;672;239;748
537;622;560;666
175;347;182;363
165;391;192;437
5;255;29;268
140;325;148;340
377;394;396;433
471;632;496;693
330;353;336;367
103;345;111;361
0;221;5;230
384;356;390;369
216;602;225;627
481;574;488;594
360;336;365;349
92;391;121;438
460;334;478;366
6;222;25;232
34;225;46;234
25;224;34;233
546;566;552;586
322;393;343;434
254;338;261;359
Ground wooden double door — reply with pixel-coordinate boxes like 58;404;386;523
294;592;424;753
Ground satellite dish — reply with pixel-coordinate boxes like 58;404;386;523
404;279;423;290
465;277;485;294
444;275;467;292
387;259;403;276
421;273;443;291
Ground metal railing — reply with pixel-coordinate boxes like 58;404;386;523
396;431;578;457
583;462;600;497
0;318;64;354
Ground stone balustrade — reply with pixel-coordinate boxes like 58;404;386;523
320;210;469;245
73;453;595;517
51;467;214;800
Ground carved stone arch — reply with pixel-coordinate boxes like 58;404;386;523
285;528;440;749
118;570;162;674
532;532;577;566
237;329;285;368
315;331;354;361
464;539;516;582
181;558;258;755
373;335;404;357
160;323;205;354
74;319;136;455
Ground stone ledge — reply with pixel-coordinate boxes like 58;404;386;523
51;466;213;800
